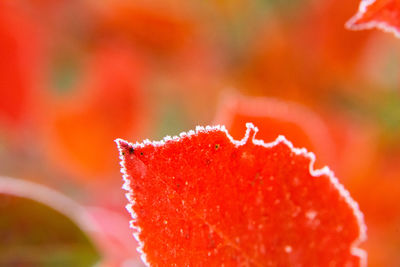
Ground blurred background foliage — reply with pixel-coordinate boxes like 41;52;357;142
0;0;399;266
0;193;100;266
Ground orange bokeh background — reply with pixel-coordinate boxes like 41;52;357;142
1;0;400;266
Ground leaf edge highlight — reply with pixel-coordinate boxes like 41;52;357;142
345;0;400;39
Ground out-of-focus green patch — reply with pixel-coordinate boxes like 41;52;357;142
51;54;83;96
375;92;400;142
155;102;190;140
0;193;101;266
382;52;400;89
259;0;304;11
329;90;400;147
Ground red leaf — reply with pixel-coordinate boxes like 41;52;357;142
346;0;400;38
116;123;366;266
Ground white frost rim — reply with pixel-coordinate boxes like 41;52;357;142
213;93;337;163
116;122;367;267
346;0;400;39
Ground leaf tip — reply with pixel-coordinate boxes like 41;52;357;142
115;138;135;157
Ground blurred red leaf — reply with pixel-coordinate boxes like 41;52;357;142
347;0;400;38
92;0;198;55
347;157;400;266
116;123;366;266
86;207;144;266
302;0;371;76
0;2;43;130
44;43;151;178
237;0;371;100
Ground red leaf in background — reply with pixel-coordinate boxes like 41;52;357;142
87;207;144;266
92;0;198;55
44;43;151;178
346;0;400;38
0;2;43;130
214;95;336;169
116;123;366;266
236;0;371;101
301;0;371;76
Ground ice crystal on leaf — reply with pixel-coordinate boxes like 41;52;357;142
116;123;366;266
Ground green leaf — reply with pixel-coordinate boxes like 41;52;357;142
0;177;101;266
